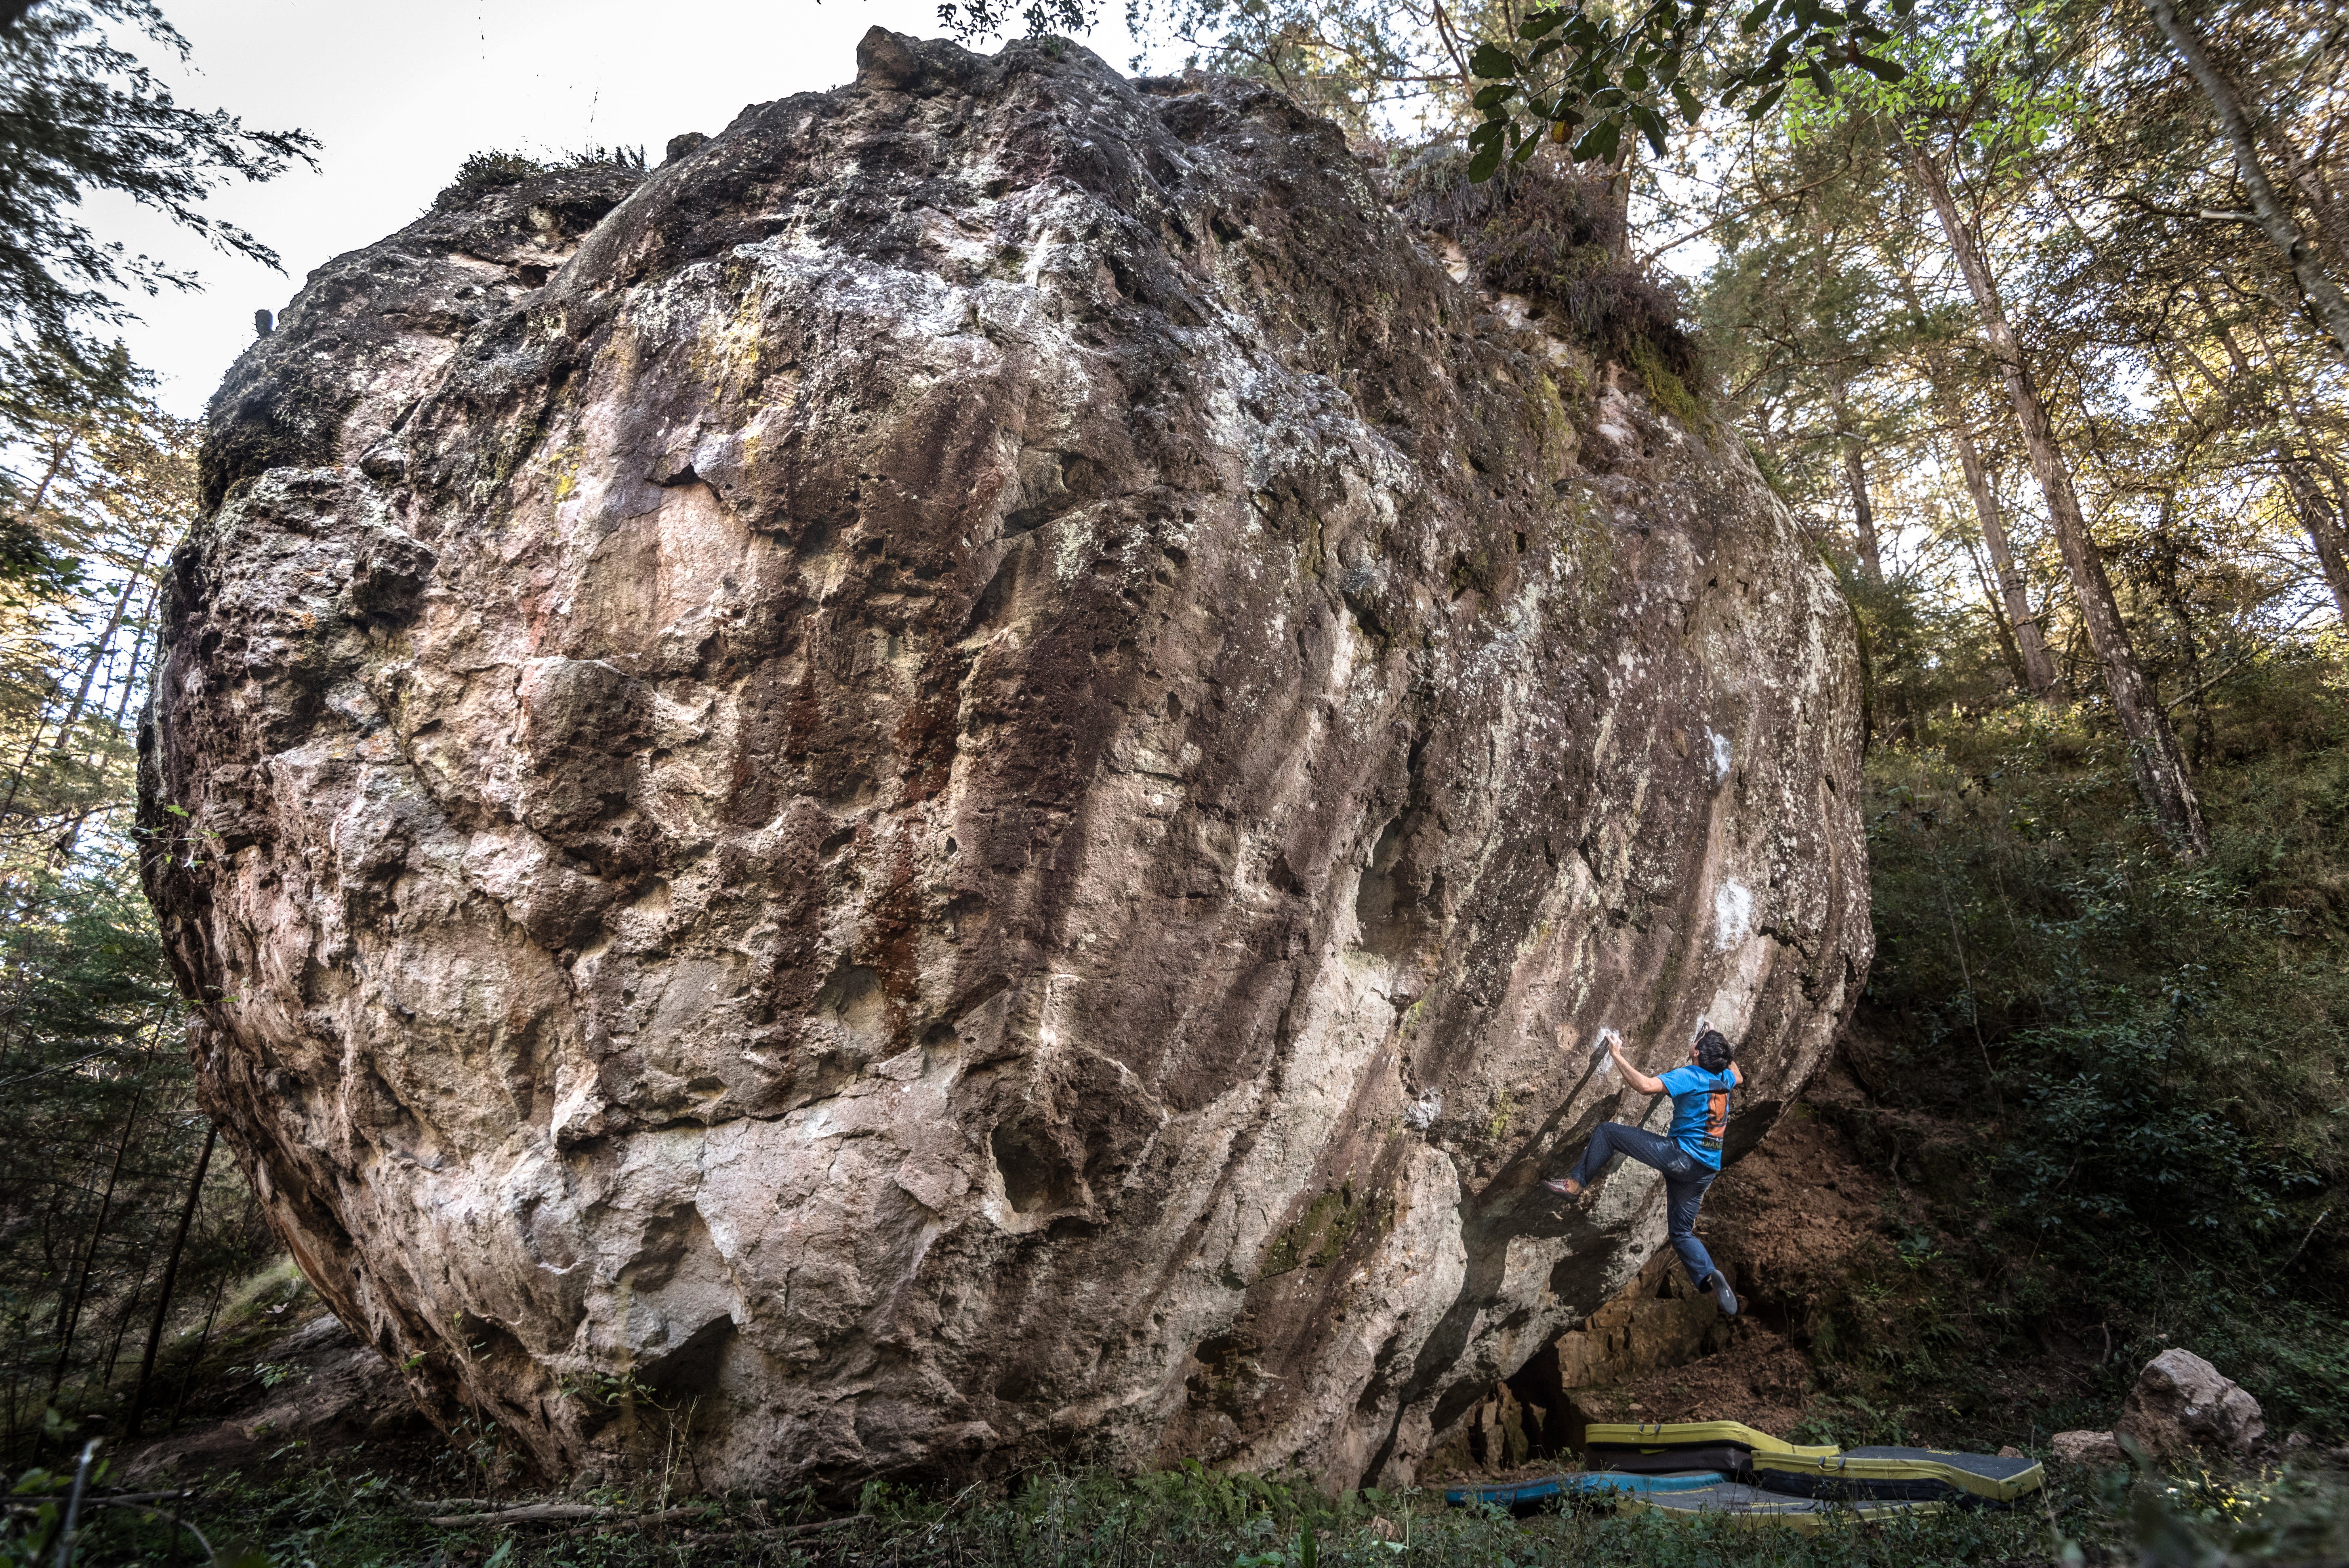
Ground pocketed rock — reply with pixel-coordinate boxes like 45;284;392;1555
139;28;1868;1492
2119;1349;2266;1462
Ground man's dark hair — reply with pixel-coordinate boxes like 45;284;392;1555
1695;1029;1735;1073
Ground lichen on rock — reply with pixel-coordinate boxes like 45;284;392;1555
140;27;1869;1493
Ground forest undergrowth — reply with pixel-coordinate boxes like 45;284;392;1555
1794;648;2349;1444
6;1433;2349;1568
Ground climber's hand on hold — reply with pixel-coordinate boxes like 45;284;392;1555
1609;1034;1666;1096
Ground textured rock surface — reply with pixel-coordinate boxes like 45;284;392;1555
1435;1250;1733;1470
141;29;1867;1492
2120;1349;2265;1461
2052;1430;2126;1467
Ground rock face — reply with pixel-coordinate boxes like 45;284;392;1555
1435;1251;1733;1470
140;29;1868;1492
2120;1349;2265;1462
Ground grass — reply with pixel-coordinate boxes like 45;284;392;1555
9;1449;2349;1568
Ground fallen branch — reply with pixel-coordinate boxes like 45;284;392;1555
90;1499;227;1566
552;1507;871;1543
426;1501;611;1527
776;1515;871;1538
425;1499;875;1536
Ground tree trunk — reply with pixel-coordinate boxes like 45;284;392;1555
168;1273;231;1434
2271;136;2349;282
2150;494;2214;768
2140;0;2349;362
50;1068;149;1397
1898;130;2209;858
49;539;160;755
1843;445;1885;584
1823;317;1884;586
23;432;74;515
1962;534;2029;685
1945;415;2061;696
1891;268;2062;696
109;576;164;726
2277;462;2349;621
124;1124;215;1439
2185;290;2349;621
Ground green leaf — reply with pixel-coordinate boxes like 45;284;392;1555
1468;141;1506;183
1473;83;1516;109
1623;63;1649;90
1518;6;1565;38
1804;59;1836;96
1740;0;1773;32
1572;118;1623;162
1628;101;1669;154
1851;50;1907;79
1672;80;1703;121
1748;80;1788;116
1512;132;1544;164
1468;42;1520;78
1467;119;1507;149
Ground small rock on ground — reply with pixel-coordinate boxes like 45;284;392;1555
2052;1430;2126;1467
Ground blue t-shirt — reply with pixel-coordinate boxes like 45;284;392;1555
1660;1065;1736;1170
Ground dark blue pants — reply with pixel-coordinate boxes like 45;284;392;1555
1566;1122;1721;1288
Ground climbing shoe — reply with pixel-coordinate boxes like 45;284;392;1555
1703;1272;1738;1316
1541;1177;1582;1198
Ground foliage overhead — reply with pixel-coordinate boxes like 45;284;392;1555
0;0;315;373
1459;0;1910;181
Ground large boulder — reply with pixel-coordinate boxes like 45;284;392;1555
2120;1349;2265;1463
139;29;1868;1492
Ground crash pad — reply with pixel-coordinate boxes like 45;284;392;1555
1583;1420;1838;1478
1586;1421;2042;1509
1617;1480;1945;1531
1443;1471;1728;1509
1749;1445;2045;1504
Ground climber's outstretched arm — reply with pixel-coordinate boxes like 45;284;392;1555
1600;1028;1665;1095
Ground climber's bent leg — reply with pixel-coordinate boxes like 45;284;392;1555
1663;1166;1718;1282
1665;1167;1737;1315
1564;1121;1678;1189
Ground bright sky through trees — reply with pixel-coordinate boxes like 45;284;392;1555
87;0;1140;416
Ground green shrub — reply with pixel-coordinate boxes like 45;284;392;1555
1855;653;2349;1431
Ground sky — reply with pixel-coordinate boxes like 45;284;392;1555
95;0;1150;418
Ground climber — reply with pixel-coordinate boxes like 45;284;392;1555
1544;1022;1742;1317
